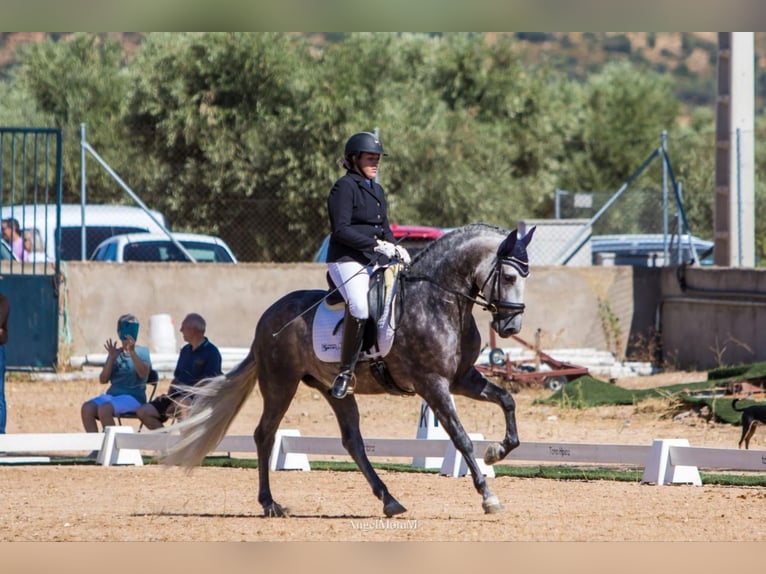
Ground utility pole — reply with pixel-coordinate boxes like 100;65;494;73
714;32;755;267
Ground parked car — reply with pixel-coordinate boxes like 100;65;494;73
313;224;445;262
1;204;168;262
591;233;714;267
89;232;238;263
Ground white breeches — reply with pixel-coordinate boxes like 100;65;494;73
327;261;374;320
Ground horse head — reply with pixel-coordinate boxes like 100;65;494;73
482;226;535;337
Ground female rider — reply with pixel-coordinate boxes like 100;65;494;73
326;131;410;399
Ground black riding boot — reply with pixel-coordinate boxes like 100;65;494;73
330;311;367;399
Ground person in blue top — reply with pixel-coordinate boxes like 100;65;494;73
81;313;152;432
136;313;222;429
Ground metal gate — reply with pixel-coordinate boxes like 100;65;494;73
0;128;62;371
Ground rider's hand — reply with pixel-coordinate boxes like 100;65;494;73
374;240;397;259
394;245;411;265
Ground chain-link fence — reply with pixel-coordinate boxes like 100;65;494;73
74;132;332;263
521;144;711;268
8;127;704;266
523;185;705;268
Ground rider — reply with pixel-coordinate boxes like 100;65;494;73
326;131;410;399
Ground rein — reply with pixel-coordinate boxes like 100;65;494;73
402;257;524;315
402;272;495;310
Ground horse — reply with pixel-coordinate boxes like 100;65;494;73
161;222;535;517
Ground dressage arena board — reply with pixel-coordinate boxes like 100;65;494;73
1;428;764;483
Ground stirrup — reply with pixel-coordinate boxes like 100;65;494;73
331;370;355;399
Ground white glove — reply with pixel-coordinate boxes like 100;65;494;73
395;245;411;265
374;240;397;259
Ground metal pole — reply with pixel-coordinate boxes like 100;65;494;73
80;123;87;261
556;147;660;265
661;130;669;266
554;188;564;219
81;141;196;262
737;127;743;266
677;181;683;265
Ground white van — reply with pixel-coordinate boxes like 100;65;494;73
0;204;168;261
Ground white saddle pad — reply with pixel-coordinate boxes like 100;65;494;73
312;270;399;363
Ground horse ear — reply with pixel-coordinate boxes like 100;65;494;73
497;228;531;277
497;230;519;259
522;226;536;246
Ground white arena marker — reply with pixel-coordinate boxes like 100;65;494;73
412;398;450;469
440;433;496;478
271;429;311;471
641;438;701;486
99;426;144;466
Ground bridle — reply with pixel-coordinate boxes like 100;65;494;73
402;253;527;320
475;255;527;320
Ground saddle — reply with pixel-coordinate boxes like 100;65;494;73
317;265;413;396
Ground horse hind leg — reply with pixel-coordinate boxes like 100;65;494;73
253;374;303;518
321;389;407;517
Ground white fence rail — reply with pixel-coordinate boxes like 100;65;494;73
1;429;764;484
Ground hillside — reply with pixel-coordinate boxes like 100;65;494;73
1;32;764;111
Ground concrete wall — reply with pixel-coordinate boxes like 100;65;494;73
660;265;766;369
55;262;766;371
61;262;661;364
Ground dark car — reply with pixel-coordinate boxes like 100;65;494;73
591;234;714;267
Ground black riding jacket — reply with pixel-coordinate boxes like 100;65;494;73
326;171;395;265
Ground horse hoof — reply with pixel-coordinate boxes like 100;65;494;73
483;442;504;465
482;495;504;514
383;499;407;517
263;503;290;518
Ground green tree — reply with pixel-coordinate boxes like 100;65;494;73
562;61;681;194
16;33;130;202
666;107;715;240
123;32;326;261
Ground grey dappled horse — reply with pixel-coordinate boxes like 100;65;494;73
161;223;535;517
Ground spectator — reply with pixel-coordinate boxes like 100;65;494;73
81;313;152;432
23;229;51;262
136;313;222;429
2;218;28;261
0;292;9;434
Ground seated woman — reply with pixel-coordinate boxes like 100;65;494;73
23;228;52;262
81;313;152;432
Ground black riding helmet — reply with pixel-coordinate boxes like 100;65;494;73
344;132;385;157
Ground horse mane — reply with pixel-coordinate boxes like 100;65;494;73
412;222;510;265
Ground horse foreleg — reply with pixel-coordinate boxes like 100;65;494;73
324;394;407;517
452;366;520;465
421;383;504;514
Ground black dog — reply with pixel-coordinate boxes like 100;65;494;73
732;398;766;449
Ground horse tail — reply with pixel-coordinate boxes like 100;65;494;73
732;398;744;412
160;351;258;469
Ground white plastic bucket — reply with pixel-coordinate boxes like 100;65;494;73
148;313;177;355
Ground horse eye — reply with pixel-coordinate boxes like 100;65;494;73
503;273;516;285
